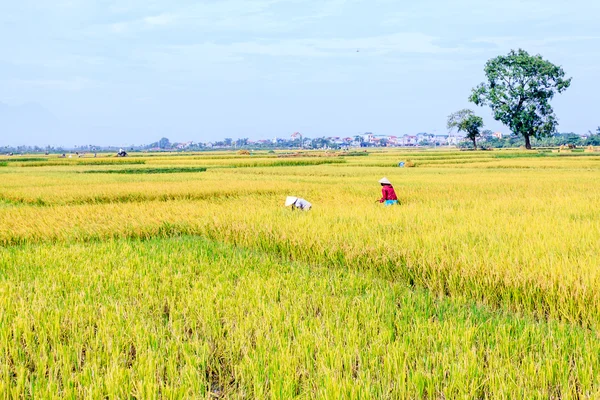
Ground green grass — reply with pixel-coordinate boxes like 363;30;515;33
82;167;208;174
21;159;147;167
493;151;598;159
231;159;347;167
1;236;599;398
1;157;49;162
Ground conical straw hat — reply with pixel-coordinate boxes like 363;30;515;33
378;177;391;184
285;196;298;206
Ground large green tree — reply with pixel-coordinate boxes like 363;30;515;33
470;49;571;149
447;109;484;150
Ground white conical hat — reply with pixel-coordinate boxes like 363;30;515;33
285;196;298;206
378;177;391;184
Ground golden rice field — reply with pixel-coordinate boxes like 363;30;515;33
1;149;600;398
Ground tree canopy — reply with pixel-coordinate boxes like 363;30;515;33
470;49;571;149
447;109;484;149
158;137;171;149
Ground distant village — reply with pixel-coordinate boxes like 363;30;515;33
3;130;599;154
144;131;509;151
203;132;469;149
143;130;596;151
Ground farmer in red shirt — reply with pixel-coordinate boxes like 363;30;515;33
378;177;398;206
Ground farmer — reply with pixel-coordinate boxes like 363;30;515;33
285;196;312;211
378;177;398;206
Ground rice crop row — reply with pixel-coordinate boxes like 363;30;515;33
17;159;147;167
493;152;600;159
0;172;312;205
145;158;346;168
0;157;49;162
82;167;208;174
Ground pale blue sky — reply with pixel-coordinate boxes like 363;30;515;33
1;0;599;146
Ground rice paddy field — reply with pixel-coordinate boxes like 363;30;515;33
1;148;600;398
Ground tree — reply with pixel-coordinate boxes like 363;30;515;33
158;137;171;149
447;109;484;150
236;138;249;147
562;133;582;147
470;49;571;149
586;128;600;146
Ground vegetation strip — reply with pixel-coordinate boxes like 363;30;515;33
0;189;278;207
82;167;207;174
1;157;49;162
19;160;147;167
224;159;346;167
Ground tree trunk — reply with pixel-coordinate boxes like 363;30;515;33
472;137;477;150
524;134;532;150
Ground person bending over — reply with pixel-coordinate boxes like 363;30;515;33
285;196;312;211
378;177;398;206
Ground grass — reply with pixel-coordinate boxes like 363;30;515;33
82;167;208;174
146;158;347;168
0;157;49;162
19;159;146;167
1;149;600;397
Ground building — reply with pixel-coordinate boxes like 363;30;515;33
447;135;462;146
402;135;418;146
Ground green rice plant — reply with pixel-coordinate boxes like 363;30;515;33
339;151;369;156
144;157;346;168
20;159;146;167
82;167;207;174
1;157;49;162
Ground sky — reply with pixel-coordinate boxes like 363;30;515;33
1;0;599;146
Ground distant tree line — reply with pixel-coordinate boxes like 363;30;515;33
457;129;600;149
